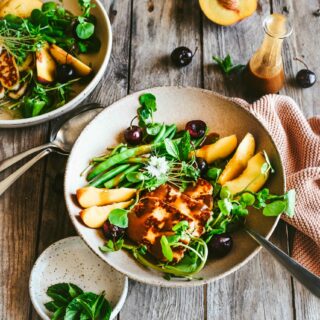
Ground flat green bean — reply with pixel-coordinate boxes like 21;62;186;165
104;164;141;189
89;164;130;187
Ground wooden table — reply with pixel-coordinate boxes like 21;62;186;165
1;1;319;319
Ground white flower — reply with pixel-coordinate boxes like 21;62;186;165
146;156;169;178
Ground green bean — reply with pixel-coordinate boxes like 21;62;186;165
122;157;149;164
87;143;160;181
104;165;141;189
89;164;131;187
153;124;167;143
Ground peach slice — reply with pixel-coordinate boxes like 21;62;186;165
36;45;56;84
199;0;258;26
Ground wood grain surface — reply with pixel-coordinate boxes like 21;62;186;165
0;0;319;319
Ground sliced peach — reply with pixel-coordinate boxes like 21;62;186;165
49;44;92;77
77;187;137;208
36;45;56;84
218;133;255;185
223;152;270;194
80;200;133;228
191;134;237;164
199;0;257;26
0;0;42;18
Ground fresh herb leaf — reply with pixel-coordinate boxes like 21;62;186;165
220;186;231;199
218;199;233;215
126;171;146;183
178;131;191;161
146;123;162;136
76;21;95;40
240;192;255;206
160;235;174;261
164;139;180;159
108;209;128;228
206;167;221;181
263;200;287;216
172;220;189;232
137;93;157;127
100;239;124;253
212;54;245;75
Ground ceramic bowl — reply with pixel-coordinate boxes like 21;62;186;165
0;0;112;128
64;86;285;287
29;237;128;320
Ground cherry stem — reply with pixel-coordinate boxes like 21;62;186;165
130;115;138;128
192;47;199;58
293;57;309;70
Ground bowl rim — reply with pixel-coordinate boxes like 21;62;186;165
29;236;128;320
64;86;285;288
0;0;112;128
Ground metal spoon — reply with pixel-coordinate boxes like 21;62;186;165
246;228;320;298
0;103;103;196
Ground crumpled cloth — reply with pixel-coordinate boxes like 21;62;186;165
233;94;320;276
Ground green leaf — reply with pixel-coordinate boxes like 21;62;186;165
220;186;231;199
218;199;233;215
47;283;83;303
139;93;156;112
76;22;95;39
160;236;173;261
65;292;97;320
232;203;249;216
206;167;221;181
146;123;162;136
178;131;191;161
212;54;244;75
240;192;255;206
172;220;189;232
263;200;287;216
164;139;180;159
99;239;124;253
92;292;112;320
285;189;296;218
108;209;128;228
44;301;61;312
51;307;65;320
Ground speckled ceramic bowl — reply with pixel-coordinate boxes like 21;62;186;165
0;0;112;128
64;86;285;287
29;237;128;319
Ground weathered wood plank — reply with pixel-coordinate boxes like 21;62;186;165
119;1;204;319
29;0;132;319
202;1;294;318
0;125;48;319
272;0;320;318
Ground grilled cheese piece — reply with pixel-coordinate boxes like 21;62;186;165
0;48;20;90
128;180;213;262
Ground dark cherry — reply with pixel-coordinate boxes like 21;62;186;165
196;157;208;176
185;120;207;139
102;220;125;241
208;233;233;258
56;64;76;83
171;47;197;67
124;125;143;145
296;69;316;88
294;57;317;88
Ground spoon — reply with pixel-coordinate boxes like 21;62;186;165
246;228;320;298
0;103;103;196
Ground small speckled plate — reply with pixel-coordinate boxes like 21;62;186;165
29;237;128;320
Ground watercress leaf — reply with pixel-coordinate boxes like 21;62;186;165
220;186;231;199
99;240;115;253
179;131;191;161
76;22;95;39
206;167;221;181
137;106;151;127
172;220;189;232
108;209;128;228
218;199;233;215
139;93;156;112
240;192;255;206
138;245;147;255
146;123;162;136
160;236;173;261
232;203;249;216
164;139;180;159
285;189;296;218
42;2;57;12
263;200;287;216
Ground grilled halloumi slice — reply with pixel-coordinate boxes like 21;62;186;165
127;197;195;262
146;184;212;237
128;180;213;262
0;48;20;90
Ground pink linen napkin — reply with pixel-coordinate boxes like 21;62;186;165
231;94;320;276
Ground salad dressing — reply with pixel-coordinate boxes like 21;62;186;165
245;14;292;95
